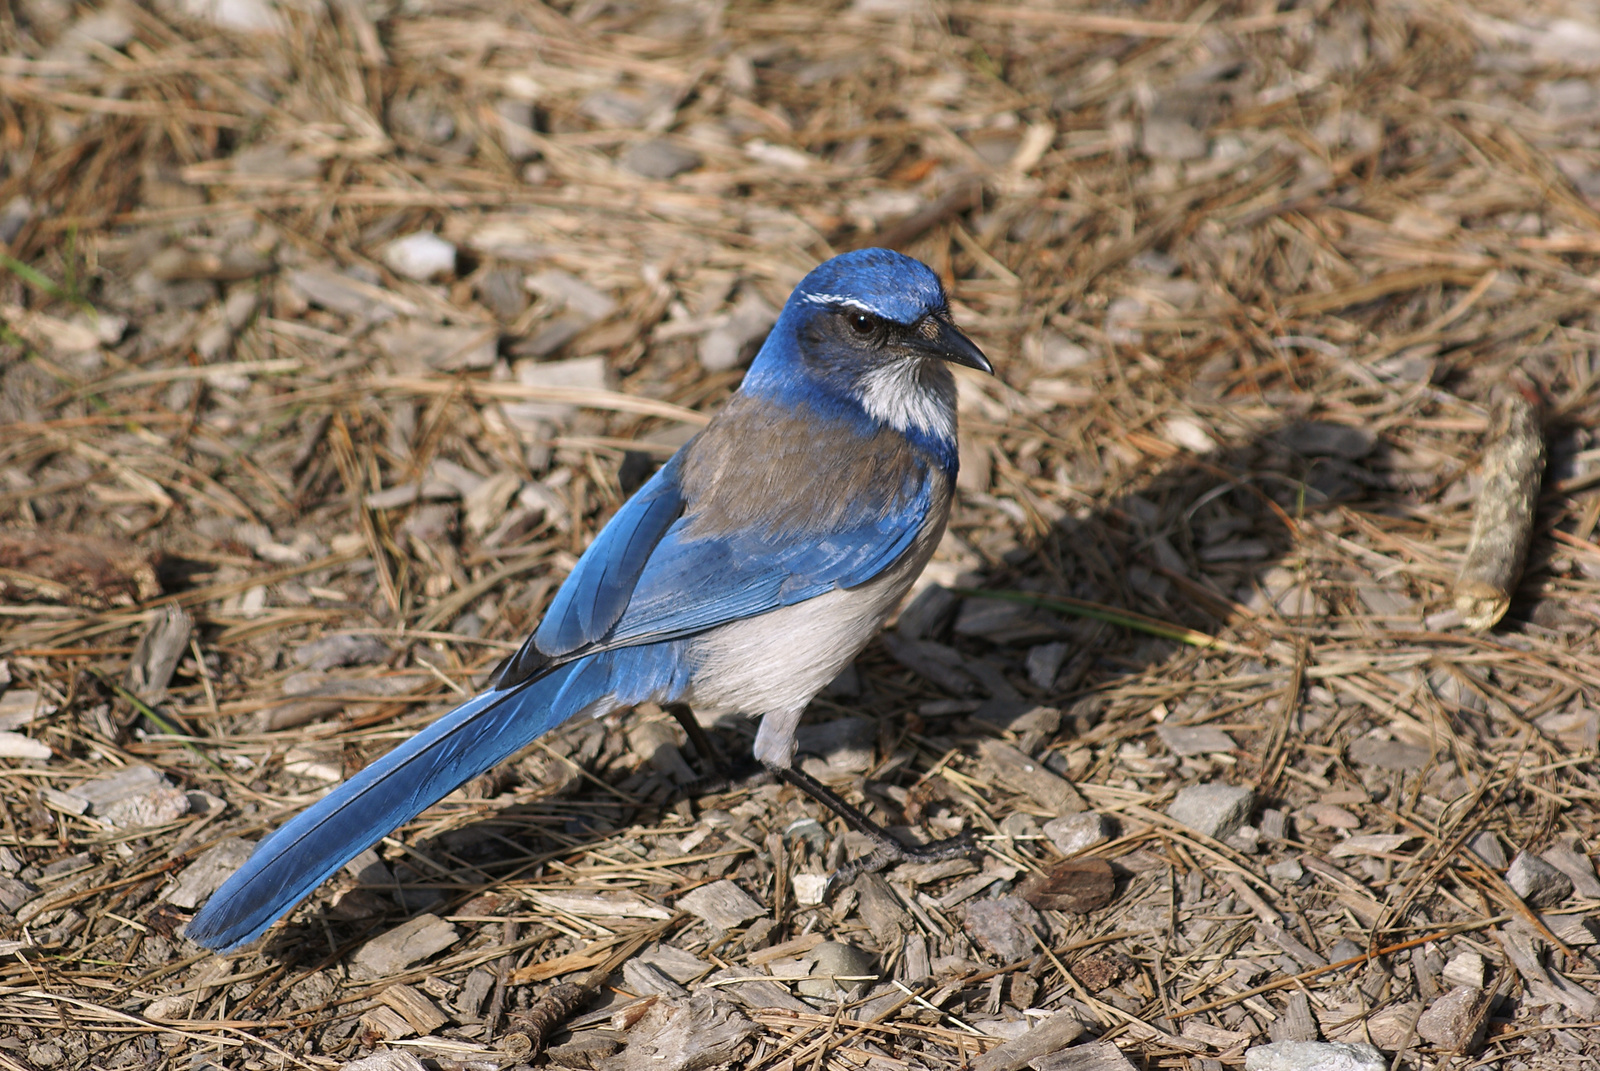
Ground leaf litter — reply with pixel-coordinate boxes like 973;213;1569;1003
4;0;1600;1068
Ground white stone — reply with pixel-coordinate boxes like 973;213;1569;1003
1244;1041;1384;1071
1507;851;1574;907
1042;812;1107;857
1442;950;1485;990
792;873;829;907
1167;782;1253;840
0;732;50;760
383;232;457;281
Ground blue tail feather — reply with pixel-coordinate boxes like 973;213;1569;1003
186;661;600;952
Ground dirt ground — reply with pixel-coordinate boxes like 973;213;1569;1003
4;0;1600;1068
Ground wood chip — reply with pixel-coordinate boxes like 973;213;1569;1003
976;740;1088;814
378;984;449;1035
675;880;766;930
1020;859;1117;914
971;1011;1087;1071
1452;391;1545;631
349;914;459;980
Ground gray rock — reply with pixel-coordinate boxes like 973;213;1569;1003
1025;641;1069;690
1416;985;1489;1052
1467;831;1507;869
1244;1041;1384;1071
1327;937;1363;964
1028;329;1093;373
881;635;978;695
1043;813;1107;857
1507;851;1574;907
897;584;959;640
372;319;495;372
954;598;1059;644
798;941;876;998
977;739;1087;814
286;265;394;322
0;195;33;246
67;765;190;828
1142;117;1208;161
343;848;393;886
504;355;608;426
1541;842;1600;898
0;875;39;913
622;138;702;179
510;313;588;358
795;716;875;775
962;897;1045;963
1227;824;1263;853
1266;857;1305;888
1156;724;1237;756
525;269;617;322
1166;782;1254;840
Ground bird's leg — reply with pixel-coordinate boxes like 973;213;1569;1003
665;703;767;794
665;703;720;774
767;762;977;886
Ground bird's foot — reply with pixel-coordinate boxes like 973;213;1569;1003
762;762;981;891
830;828;979;889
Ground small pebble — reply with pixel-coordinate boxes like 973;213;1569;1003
1167;782;1254;840
1442;950;1485;990
382;232;456;280
1042;812;1107;856
1506;850;1574;907
1244;1040;1384;1071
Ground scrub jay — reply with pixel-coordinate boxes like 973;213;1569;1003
187;247;992;952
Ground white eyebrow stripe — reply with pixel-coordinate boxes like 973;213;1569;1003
801;292;889;316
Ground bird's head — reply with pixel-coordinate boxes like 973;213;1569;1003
742;248;992;454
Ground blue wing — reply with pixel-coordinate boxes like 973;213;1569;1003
600;485;931;645
527;448;935;664
535;452;689;657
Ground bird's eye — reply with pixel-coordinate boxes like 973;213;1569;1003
849;312;878;336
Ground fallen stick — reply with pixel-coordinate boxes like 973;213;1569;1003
502;916;678;1057
1453;390;1544;631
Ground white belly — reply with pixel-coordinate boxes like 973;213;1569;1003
678;517;944;766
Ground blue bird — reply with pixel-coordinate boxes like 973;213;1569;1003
186;248;992;952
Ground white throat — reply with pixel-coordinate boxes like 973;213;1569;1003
856;357;956;443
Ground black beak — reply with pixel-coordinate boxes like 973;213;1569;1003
918;315;993;374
